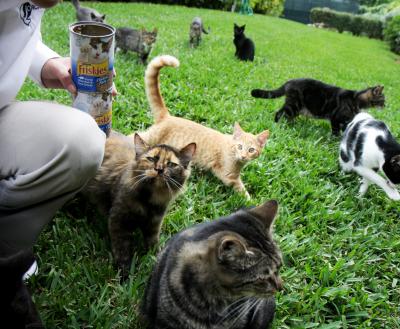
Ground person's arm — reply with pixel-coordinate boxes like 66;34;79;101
28;40;60;87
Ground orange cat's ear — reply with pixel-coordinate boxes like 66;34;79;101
134;133;148;158
257;130;270;148
233;122;244;139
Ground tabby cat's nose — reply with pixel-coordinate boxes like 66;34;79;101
156;168;164;174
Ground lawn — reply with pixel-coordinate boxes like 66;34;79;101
18;1;400;328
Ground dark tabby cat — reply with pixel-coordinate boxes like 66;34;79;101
0;249;43;329
251;78;385;135
141;200;283;329
233;23;255;61
115;27;158;64
83;131;196;279
71;0;106;22
189;17;208;48
339;112;400;200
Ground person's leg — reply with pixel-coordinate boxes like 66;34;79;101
0;100;105;327
0;100;106;255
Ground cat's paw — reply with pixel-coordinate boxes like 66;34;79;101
359;183;369;195
243;190;251;200
387;189;400;201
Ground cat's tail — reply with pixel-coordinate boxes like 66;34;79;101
251;84;286;99
71;0;80;9
145;55;180;124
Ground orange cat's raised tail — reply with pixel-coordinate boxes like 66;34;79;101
145;55;180;124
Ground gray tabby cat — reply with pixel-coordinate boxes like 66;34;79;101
71;0;106;23
189;17;208;48
115;27;158;64
141;200;283;329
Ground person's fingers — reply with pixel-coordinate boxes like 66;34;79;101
58;68;76;95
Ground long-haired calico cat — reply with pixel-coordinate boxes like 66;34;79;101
115;27;157;64
134;55;270;199
72;0;106;22
251;78;385;135
141;199;283;329
339;112;400;200
233;23;255;61
83;131;196;279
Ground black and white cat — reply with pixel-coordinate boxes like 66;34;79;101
339;112;400;200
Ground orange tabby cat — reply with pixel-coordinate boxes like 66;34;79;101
133;55;270;199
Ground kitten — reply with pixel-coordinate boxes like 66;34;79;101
189;17;208;48
339;112;400;200
83;131;196;279
89;93;111;117
251;78;385;135
233;23;255;61
141;199;283;329
134;55;270;199
115;27;158;64
0;249;43;329
79;38;112;64
71;0;106;23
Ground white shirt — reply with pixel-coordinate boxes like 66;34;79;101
0;0;59;109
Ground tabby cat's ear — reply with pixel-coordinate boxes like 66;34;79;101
90;13;96;20
153;28;158;34
102;14;106;21
134;133;149;159
179;143;196;167
373;85;384;96
217;236;246;262
257;130;270;148
248;200;278;231
233;122;244;139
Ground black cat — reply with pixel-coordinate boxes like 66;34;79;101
251;78;385;135
0;249;43;328
233;23;255;61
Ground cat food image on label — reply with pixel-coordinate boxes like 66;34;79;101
73;92;112;136
70;22;115;92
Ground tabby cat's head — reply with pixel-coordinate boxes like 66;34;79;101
133;134;196;190
90;12;106;23
192;200;283;299
232;122;269;162
356;86;385;108
141;28;158;52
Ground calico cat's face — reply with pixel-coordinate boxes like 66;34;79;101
232;122;269;162
356;86;385;108
141;29;158;53
90;12;106;23
212;200;283;298
234;23;245;37
134;134;196;189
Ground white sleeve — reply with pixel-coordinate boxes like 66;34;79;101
28;39;60;87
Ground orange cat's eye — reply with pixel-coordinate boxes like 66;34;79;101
238;144;243;150
248;147;255;153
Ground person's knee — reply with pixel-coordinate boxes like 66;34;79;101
63;114;105;187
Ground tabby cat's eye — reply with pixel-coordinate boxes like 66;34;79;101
238;144;243;150
167;161;178;168
248;147;255;153
147;156;155;162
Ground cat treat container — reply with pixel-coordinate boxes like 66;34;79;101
69;21;115;136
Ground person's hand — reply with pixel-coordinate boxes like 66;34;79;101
41;57;118;96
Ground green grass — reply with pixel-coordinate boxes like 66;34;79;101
18;2;400;328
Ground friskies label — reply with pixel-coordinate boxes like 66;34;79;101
77;61;108;76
